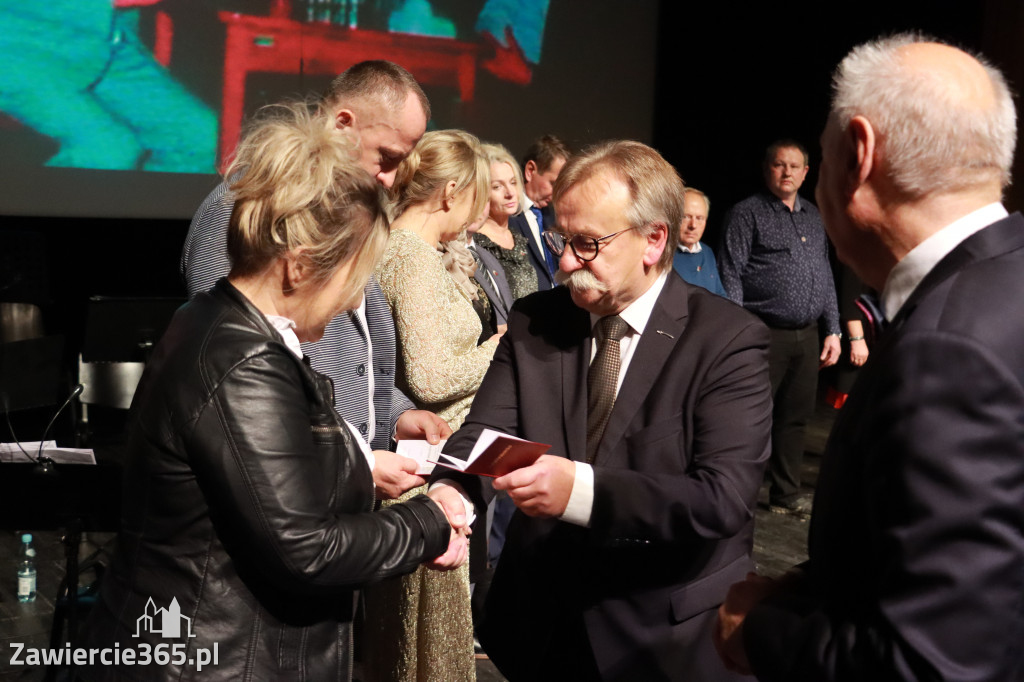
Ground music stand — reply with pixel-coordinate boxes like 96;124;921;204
81;296;185;364
0;335;64;414
0;334;110;676
78;296;184;441
35;296;183;672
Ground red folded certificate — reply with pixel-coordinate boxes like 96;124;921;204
436;429;550;477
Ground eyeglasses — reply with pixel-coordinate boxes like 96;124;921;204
542;226;641;262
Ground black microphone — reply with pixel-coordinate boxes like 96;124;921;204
35;383;85;475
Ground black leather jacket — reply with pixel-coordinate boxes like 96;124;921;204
85;280;449;681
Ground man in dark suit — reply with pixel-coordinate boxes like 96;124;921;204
716;35;1024;681
510;134;571;291
432;141;772;681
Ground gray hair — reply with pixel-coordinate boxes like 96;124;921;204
683;186;711;213
553;140;684;273
832;33;1016;196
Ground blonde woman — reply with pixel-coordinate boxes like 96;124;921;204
473;143;539;301
365;129;495;682
83;103;463;682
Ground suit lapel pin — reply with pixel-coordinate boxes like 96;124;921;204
656;330;675;339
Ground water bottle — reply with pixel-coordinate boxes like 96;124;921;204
17;533;36;603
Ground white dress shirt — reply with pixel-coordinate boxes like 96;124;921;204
350;297;376;445
561;270;670;526
881;203;1008;320
430;271;670;527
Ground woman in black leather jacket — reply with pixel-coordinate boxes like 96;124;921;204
83;103;464;681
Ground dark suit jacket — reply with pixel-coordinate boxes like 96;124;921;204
442;273;772;681
470;240;514;328
745;213;1024;681
511;210;556;290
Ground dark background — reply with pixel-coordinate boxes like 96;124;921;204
3;0;1024;378
653;0;1024;247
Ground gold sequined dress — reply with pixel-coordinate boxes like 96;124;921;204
365;228;499;682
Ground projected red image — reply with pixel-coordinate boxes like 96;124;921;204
0;0;550;174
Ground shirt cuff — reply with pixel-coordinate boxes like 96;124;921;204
560;462;593;527
427;479;477;525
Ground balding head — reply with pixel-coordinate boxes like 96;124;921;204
818;36;1017;291
830;34;1015;198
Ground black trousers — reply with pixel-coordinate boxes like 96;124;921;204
767;325;819;504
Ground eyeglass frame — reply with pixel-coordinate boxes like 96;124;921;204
541;225;644;263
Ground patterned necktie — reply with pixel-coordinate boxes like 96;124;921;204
586;315;629;463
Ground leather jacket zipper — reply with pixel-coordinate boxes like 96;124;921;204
314;422;376;512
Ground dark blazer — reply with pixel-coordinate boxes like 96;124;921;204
442;273;772;681
470;240;514;328
745;213;1024;681
511;210;556;290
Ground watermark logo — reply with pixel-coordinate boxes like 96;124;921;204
134;597;196;639
10;595;217;671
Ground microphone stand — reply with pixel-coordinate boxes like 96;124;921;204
35;384;84;475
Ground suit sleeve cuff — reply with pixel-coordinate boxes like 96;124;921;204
560;462;593;527
390;390;417;437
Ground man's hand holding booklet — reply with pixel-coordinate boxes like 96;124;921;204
437;429;550;477
397;428;549;477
